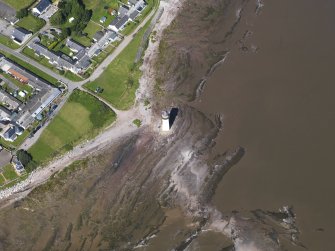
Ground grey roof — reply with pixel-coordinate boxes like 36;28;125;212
34;0;51;13
129;10;140;20
0;89;22;110
3;126;16;141
0;105;11;120
66;39;85;52
28;42;78;72
118;5;130;18
129;0;139;5
115;15;129;29
110;17;120;26
12;28;31;43
93;31;104;41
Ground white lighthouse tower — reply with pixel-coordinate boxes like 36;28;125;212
161;111;170;132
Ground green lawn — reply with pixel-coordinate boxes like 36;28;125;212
0;175;5;186
64;71;83;82
83;0;119;27
2;0;36;10
71;34;92;47
2;164;18;180
84;18;152;110
29;90;116;163
83;20;103;39
0;50;59;86
0;34;20;49
16;14;46;33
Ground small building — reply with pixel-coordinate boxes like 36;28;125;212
2;126;17;142
8;69;29;84
129;10;140;21
32;0;51;16
12;156;25;175
66;39;85;53
128;0;139;6
0;106;11;121
11;28;32;45
161;111;170;132
118;5;130;18
93;31;104;42
100;16;107;23
69;17;75;23
109;15;129;32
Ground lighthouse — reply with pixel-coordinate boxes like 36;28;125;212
161;111;170;132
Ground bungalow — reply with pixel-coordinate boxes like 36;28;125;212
88;30;118;57
109;15;129;32
32;0;51;16
2;126;17;142
118;5;130;18
0;106;11;121
12;156;25;175
0;89;22;111
11;28;32;45
129;10;140;21
8;69;29;84
128;0;139;6
66;39;86;53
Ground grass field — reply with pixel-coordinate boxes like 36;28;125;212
16;14;46;33
29;90;116;163
2;164;18;180
2;0;36;10
83;0;120;27
0;50;59;86
0;34;20;49
83;20;103;39
84;17;152;110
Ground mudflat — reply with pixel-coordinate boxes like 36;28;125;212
195;0;335;250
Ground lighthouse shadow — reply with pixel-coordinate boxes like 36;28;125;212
169;108;179;128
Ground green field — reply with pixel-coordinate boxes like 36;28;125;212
2;164;18;180
16;14;46;33
0;34;20;49
83;0;120;27
83;20;103;39
2;0;36;10
29;90;116;163
84;18;153;110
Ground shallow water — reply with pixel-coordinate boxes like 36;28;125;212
196;0;335;249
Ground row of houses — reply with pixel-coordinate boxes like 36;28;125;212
0;56;61;142
109;0;146;32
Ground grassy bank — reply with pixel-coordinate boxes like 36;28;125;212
29;90;116;163
2;0;35;10
84;17;153;110
0;34;20;49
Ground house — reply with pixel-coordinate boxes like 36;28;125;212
8;69;29;84
32;0;51;16
128;0;139;6
88;30;118;57
93;31;104;42
109;15;129;32
66;39;85;53
0;106;11;121
118;5;130;18
11;28;32;45
100;16;107;23
12;156;25;175
0;89;22;111
129;10;140;21
2;126;17;142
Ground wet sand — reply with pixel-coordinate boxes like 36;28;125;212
195;0;335;249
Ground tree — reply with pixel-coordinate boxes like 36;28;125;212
50;11;65;25
16;8;28;19
16;149;32;167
